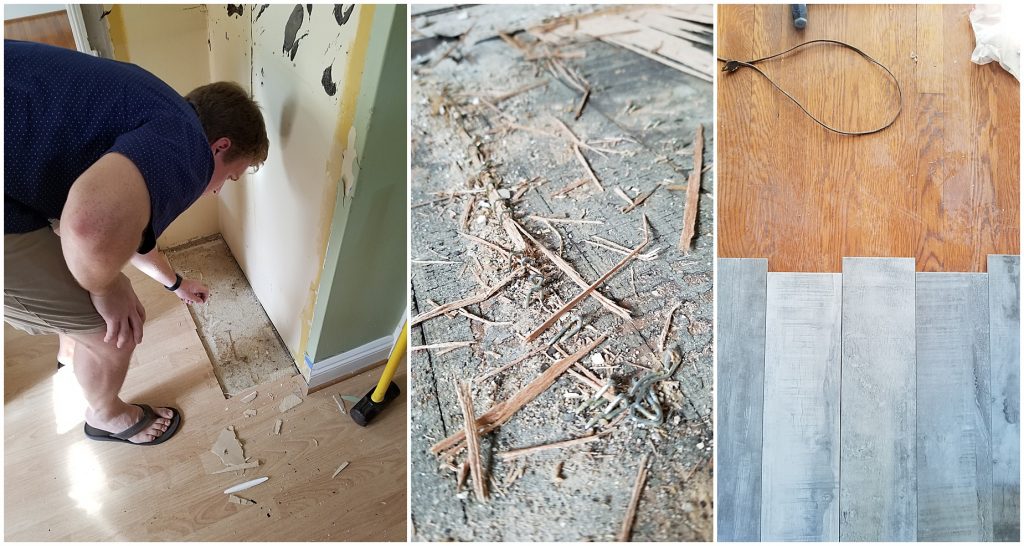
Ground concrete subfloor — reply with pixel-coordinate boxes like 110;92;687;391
166;236;296;397
410;5;714;542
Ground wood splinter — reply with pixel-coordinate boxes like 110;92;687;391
331;461;350;479
679;124;704;252
619;453;652;542
431;335;608;455
455;381;488;502
410;268;522;327
525;215;651;343
497;432;608;461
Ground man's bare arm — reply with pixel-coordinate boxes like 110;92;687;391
61;152;151;294
61;152;150;347
130;247;177;288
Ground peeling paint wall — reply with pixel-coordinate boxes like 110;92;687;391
305;4;406;364
104;4;220;248
210;4;369;370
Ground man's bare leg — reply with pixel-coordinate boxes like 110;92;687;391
69;331;173;443
57;333;75;367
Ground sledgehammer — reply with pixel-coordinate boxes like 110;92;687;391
350;321;406;426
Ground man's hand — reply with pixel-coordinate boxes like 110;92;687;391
89;273;146;349
175;278;210;304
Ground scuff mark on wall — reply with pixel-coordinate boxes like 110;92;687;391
227;4;244;18
321;65;337;96
334;5;355;25
255;4;269;22
282;4;307;61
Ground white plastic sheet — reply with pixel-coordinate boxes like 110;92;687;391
970;4;1021;80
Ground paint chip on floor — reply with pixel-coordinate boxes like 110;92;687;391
211;426;246;466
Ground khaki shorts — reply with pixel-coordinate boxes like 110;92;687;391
4;227;107;336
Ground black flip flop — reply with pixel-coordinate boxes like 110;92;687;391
84;404;182;446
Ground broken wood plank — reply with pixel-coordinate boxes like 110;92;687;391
411;268;522;326
455;380;488;502
228;494;257;506
511;219;631;321
211;426;245;466
278;393;303;413
678;124;703;251
497;433;607;460
331;461;350;479
212;460;261;474
526;217;650;342
431;335;608;455
619;452;651;541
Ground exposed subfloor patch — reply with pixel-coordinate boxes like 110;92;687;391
166;235;296;397
410;4;714;542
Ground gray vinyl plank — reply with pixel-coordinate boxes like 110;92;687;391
761;273;842;542
839;258;917;541
916;273;993;541
988;255;1020;542
716;258;767;542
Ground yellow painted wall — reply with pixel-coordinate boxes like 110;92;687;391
106;4;220;248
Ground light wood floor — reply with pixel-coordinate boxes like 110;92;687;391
4;269;407;541
718;4;1020;272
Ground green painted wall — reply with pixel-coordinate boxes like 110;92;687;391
306;4;406;363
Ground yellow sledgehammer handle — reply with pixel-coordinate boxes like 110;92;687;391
371;321;406;403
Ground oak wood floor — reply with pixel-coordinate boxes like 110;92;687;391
718;4;1019;272
4;269;407;541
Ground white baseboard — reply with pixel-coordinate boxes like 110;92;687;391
305;335;392;390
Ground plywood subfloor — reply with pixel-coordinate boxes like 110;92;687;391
165;236;296;397
4;268;407;541
717;4;1020;272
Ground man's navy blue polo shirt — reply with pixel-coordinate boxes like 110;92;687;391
4;39;214;253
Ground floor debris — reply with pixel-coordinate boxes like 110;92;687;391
278;393;303;413
619;453;652;542
211;426;246;466
331;461;350;479
243;409;257;418
678;124;704;251
273;419;282;435
224;476;269;495
241;391;258;403
228;494;257;506
332;394;347;415
212;460;261;474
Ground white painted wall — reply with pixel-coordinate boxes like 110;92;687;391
209;5;363;365
4;4;63;20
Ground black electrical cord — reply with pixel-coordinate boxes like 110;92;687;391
718;39;902;136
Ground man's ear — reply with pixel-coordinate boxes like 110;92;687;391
211;137;232;155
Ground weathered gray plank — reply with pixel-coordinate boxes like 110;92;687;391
716;258;767;542
761;273;841;541
916;273;993;541
839;258;917;541
989;255;1020;542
